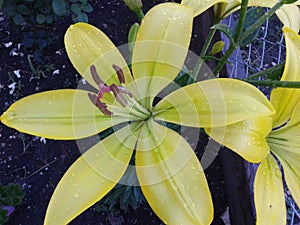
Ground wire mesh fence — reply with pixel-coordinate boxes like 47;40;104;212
222;9;300;225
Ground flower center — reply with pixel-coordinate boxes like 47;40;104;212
88;64;150;120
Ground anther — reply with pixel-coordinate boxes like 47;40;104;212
110;84;128;107
90;65;103;85
112;64;125;84
88;93;112;116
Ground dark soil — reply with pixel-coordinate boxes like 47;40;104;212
0;1;228;224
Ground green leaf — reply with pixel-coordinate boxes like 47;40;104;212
16;4;31;15
75;12;88;22
3;4;16;17
81;3;93;13
36;14;46;24
211;24;236;47
0;184;25;206
0;0;3;10
13;13;25;25
128;23;139;59
71;3;81;14
282;0;298;4
46;14;54;24
79;0;88;4
52;0;68;16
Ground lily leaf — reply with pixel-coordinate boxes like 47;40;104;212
44;123;138;225
0;90;128;140
154;78;275;128
136;120;213;225
254;154;286;225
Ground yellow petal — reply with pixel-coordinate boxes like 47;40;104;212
270;143;300;209
135;120;213;225
0;90;128;140
270;100;300;139
181;0;230;17
132;3;193;108
270;27;300;127
269;132;300;208
276;4;300;32
65;22;133;87
44;123;138;225
205;116;272;163
254;154;286;225
154;78;275;128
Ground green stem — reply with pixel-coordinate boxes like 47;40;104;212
239;0;284;43
191;28;217;82
213;0;249;76
136;9;144;22
244;79;300;88
245;62;285;80
234;0;249;42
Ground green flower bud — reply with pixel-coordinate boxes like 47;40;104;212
123;0;143;13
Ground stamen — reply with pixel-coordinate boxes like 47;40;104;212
88;93;112;116
110;84;128;107
112;64;125;84
118;86;133;98
90;65;103;85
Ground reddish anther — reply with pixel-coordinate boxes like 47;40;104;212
110;84;128;107
112;64;125;84
88;93;112;116
90;65;103;85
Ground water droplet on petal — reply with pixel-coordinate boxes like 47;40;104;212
73;192;80;199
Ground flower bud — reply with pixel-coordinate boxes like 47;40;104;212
123;0;143;13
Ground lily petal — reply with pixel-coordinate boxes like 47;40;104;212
154;78;275;128
44;123;138;225
270;27;300;128
181;0;230;17
270;142;300;209
135;120;213;225
205;116;272;163
269;129;300;208
270;100;300;138
254;154;286;225
65;23;133;87
0;90;127;140
132;3;193;108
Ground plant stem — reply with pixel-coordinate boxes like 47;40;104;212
213;0;249;76
136;9;144;22
234;0;249;42
245;62;285;80
239;0;284;43
244;79;300;88
191;28;217;82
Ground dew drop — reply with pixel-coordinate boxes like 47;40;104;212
71;173;76;177
73;192;80;199
94;153;100;159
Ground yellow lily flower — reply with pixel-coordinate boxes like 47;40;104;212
0;2;275;225
206;27;300;224
182;0;300;32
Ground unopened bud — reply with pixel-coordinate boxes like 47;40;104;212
123;0;143;13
